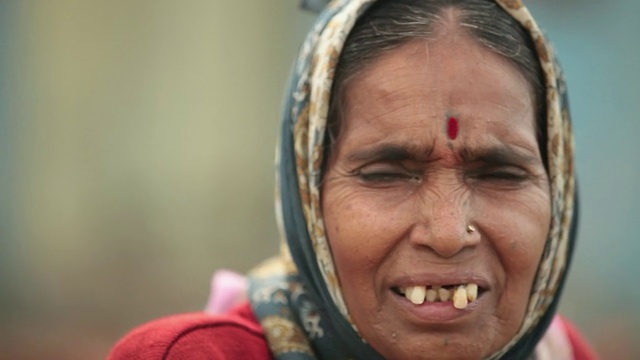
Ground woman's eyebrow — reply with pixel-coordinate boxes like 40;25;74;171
346;143;433;163
459;145;539;165
345;143;539;165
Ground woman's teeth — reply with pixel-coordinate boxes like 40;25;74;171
400;283;479;309
452;285;468;309
406;286;426;304
438;287;451;302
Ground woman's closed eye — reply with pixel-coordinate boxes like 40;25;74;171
469;165;533;185
355;164;420;184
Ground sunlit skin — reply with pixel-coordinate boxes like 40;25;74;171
321;29;551;359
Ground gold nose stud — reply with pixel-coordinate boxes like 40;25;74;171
466;225;477;233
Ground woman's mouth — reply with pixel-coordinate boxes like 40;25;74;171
392;283;482;310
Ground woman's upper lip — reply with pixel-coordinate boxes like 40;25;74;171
389;272;491;290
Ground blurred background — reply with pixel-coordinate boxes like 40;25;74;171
0;1;637;359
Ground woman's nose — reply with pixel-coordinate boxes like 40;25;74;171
408;188;479;258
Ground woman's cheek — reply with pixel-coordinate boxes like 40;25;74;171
476;189;550;284
324;184;408;276
326;192;387;259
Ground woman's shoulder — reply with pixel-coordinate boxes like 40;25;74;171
107;302;272;360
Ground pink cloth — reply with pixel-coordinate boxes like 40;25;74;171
204;269;248;314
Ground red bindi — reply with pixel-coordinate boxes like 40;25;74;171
447;116;459;140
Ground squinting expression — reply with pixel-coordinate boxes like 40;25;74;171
321;35;551;359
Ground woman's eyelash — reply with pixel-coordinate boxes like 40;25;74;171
472;167;530;181
358;171;410;182
355;168;420;183
353;164;532;184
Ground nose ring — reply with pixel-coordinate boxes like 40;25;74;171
466;225;477;233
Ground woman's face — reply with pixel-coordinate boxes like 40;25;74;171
322;36;550;360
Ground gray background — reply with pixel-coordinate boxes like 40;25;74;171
0;1;637;358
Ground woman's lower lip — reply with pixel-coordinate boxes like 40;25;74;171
391;291;483;323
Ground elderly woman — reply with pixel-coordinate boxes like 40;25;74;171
109;0;598;359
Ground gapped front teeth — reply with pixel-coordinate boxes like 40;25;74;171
405;286;426;305
403;283;480;306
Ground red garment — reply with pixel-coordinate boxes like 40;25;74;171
108;302;597;359
107;302;272;360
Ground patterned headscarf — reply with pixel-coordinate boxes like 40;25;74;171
249;0;577;358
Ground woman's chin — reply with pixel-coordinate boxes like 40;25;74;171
369;328;501;360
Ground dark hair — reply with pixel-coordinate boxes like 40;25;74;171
327;0;547;166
